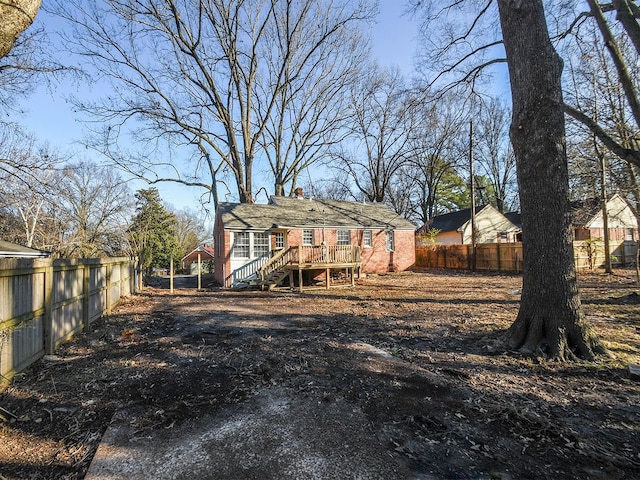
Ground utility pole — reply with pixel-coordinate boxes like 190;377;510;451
599;146;612;273
592;79;612;274
469;120;477;272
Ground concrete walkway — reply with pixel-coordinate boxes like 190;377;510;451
85;386;413;480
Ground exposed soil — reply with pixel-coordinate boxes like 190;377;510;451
1;270;640;479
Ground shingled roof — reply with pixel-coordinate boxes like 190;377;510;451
425;206;484;232
0;240;50;258
570;197;604;227
218;196;415;230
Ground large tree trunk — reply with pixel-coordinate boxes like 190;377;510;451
0;0;41;58
496;0;606;360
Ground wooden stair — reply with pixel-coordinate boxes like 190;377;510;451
255;248;294;290
237;245;361;291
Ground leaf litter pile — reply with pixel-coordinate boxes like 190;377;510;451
1;270;639;479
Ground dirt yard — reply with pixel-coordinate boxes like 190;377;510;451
1;270;639;479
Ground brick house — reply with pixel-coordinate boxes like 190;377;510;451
213;192;415;288
180;244;215;274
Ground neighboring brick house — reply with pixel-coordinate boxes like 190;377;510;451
421;205;520;245
570;194;638;241
213;192;415;288
180;244;215;274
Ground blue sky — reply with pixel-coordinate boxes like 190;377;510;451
12;1;419;213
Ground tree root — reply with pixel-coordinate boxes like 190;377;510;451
507;314;609;362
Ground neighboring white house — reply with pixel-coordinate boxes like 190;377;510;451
422;205;520;245
571;194;638;241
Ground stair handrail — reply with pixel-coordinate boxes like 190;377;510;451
259;247;293;283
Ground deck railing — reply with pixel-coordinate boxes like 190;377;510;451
292;245;361;265
259;245;361;280
259;248;294;284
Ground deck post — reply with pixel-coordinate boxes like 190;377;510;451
298;268;303;292
326;268;330;290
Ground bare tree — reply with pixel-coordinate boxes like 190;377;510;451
558;1;640;167
1;179;47;247
260;2;368;197
0;2;68;114
474;97;517;212
404;91;469;226
173;207;208;258
0;125;59;188
50;161;133;257
0;0;41;58
413;0;607;360
0;128;62;248
497;0;606;360
332;65;414;203
52;0;374;207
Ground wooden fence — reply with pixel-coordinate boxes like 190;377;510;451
415;240;638;272
0;257;136;385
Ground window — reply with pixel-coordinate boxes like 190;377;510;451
363;230;372;248
253;232;270;257
303;229;314;245
232;232;250;258
275;232;285;249
337;230;351;245
386;230;395;251
626;228;635;241
498;231;508;242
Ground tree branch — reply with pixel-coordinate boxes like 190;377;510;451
564;102;640;167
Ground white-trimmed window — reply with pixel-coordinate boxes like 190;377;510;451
337;229;351;245
303;229;314;245
232;232;250;258
626;228;635;241
275;232;285;249
386;230;395;252
363;230;372;248
254;232;270;257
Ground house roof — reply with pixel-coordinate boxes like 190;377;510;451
571;193;636;228
181;244;215;263
570;197;603;227
218;196;415;231
488;195;636;231
504;212;521;228
0;240;51;258
425;206;485;232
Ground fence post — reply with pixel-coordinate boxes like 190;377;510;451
106;260;112;315
82;262;90;331
43;262;55;355
197;253;202;290
496;243;501;272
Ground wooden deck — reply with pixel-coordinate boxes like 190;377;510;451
257;245;361;291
